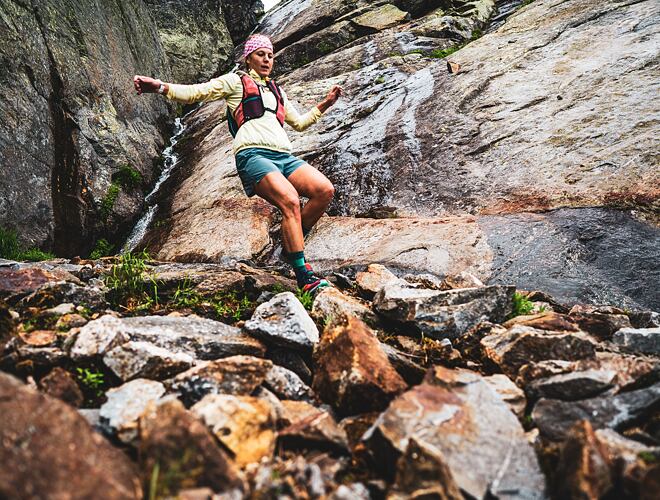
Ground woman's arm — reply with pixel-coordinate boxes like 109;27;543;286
284;85;343;132
133;74;240;104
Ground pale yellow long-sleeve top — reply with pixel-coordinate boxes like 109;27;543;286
166;69;323;155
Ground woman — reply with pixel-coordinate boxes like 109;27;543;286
134;34;342;294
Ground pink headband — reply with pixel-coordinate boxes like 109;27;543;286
242;34;274;59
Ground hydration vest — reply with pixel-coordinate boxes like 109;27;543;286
227;73;286;137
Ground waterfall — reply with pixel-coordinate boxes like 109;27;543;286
121;117;185;253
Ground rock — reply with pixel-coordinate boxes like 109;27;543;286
45;303;76;315
103;341;194;381
268;347;313;384
19;281;107;310
170;355;272;407
613;327;660;355
483;373;526;417
363;367;546;498
144;0;234;84
264;364;316;403
480;325;597;377
311;287;377;325
55;313;88;331
0;372;142;499
38;367;83;407
403;272;445;290
18;329;57;347
354;4;410;31
532;382;660;441
503;311;580;332
278;404;349;454
221;0;264;44
139;397;243;495
379;343;426;385
339;413;380;450
355;264;407;298
440;270;485;290
628;310;660;329
0;268;79;304
244;292;319;350
191;394;277;467
526;369;618;402
569;304;633;340
99;379;166;444
0;300;16;342
71;314;265;361
312;316;407;416
374;284;515;340
517;352;660;393
388;437;463;500
554;420;613;500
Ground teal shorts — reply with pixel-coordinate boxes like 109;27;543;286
235;148;305;197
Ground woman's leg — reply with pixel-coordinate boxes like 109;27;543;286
286;164;335;233
253;171;304;253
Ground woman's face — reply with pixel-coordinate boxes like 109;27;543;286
248;48;274;78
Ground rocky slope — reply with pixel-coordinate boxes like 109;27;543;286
139;0;660;310
0;0;262;258
1;256;659;498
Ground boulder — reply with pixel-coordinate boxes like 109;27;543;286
526;369;617;402
99;379;166;444
311;287;377;325
244;292;319;350
374;284;515;340
264;364;316;403
364;367;546;498
612;327;660;355
139;397;243;495
71;314;265;361
170;355;272;407
38;367;84;407
483;373;526;417
355;264;408;298
568;304;633;340
312;316;407;416
532;382;660;441
191;394;277;467
103;341;194;380
480;325;597;377
0;372;142;499
278;403;350;454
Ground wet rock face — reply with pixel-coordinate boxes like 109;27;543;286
364;367;547;498
221;0;264;44
312;316;407;416
0;0;171;256
0;372;143;499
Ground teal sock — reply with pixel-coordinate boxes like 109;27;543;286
288;250;305;269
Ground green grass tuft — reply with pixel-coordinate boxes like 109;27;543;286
89;238;113;260
100;183;120;220
295;289;314;311
104;250;159;310
509;292;535;318
114;164;143;190
0;227;55;261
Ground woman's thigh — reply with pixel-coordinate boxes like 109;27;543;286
253;171;299;212
286;164;333;198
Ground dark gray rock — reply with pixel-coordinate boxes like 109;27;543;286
221;0;264;45
532;382;660;441
374;284;515;339
526;369;617;402
264;364;316;403
0;0;171;256
612;327;660;355
103;341;194;381
145;0;234;83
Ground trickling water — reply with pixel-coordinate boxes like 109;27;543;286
121;118;185;253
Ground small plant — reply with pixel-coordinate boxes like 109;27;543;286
104;250;159;310
509;292;535;318
89;238;113;259
172;279;202;308
76;367;105;397
114;165;142;190
429;46;461;59
295;289;314;311
638;451;657;464
212;291;254;322
374;75;386;84
316;41;333;54
18;248;56;262
270;283;286;294
100;182;120;219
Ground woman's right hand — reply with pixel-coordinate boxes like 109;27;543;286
133;75;161;95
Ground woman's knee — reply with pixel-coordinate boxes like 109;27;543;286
315;181;335;203
279;193;301;219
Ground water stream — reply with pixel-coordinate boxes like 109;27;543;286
121;118;185;253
